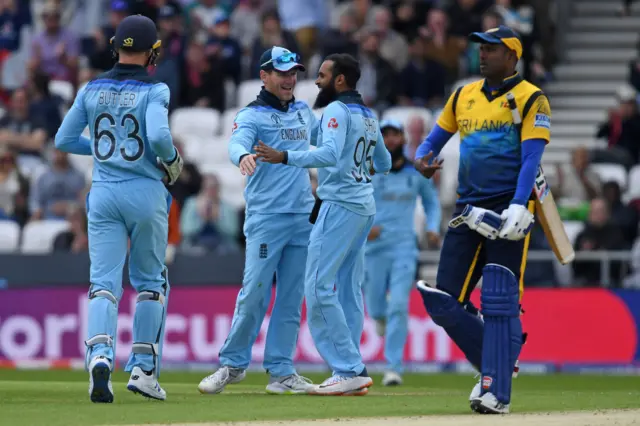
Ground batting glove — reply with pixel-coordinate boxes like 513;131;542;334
158;148;184;185
499;204;534;241
449;205;503;240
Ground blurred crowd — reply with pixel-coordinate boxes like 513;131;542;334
17;0;640;289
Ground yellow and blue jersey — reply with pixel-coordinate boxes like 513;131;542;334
417;73;550;207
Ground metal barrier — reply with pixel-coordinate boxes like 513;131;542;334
418;250;634;287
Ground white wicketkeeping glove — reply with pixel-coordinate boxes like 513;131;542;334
499;204;534;241
157;148;184;185
449;205;503;240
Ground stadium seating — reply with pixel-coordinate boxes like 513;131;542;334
294;79;319;106
625;165;640;201
0;221;20;252
591;163;628;190
220;108;241;139
563;220;585;246
170;107;220;140
382;107;433;130
20;220;70;253
237;80;263;108
49;80;75;105
199;163;246;208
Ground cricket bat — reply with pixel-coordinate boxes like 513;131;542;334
506;92;575;265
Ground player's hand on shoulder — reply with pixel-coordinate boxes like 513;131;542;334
239;153;258;176
499;204;534;241
255;140;285;164
414;152;443;179
157;148;184;185
449;205;502;240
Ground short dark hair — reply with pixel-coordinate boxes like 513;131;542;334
325;53;361;89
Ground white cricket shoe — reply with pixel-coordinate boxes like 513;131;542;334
88;356;113;403
197;366;246;394
381;371;403;386
471;392;510;414
265;374;314;395
309;374;373;396
374;319;386;337
127;366;166;401
469;377;481;401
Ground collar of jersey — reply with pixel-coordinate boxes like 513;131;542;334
257;87;295;112
114;63;148;77
480;72;522;102
336;90;365;106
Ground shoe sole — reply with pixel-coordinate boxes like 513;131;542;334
470;399;508;414
127;384;166;401
308;379;373;396
90;363;113;403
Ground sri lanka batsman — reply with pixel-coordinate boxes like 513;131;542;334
413;26;550;414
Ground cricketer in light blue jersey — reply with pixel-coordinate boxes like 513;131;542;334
256;54;392;396
198;47;318;396
364;119;441;385
54;15;183;403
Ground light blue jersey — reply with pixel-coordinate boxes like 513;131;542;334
229;89;318;214
366;162;441;255
287;91;392;216
55;64;176;182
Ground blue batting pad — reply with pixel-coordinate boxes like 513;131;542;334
480;263;523;405
85;288;119;369
417;282;483;370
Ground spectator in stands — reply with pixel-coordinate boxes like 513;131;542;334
405;115;427;160
207;12;242;86
602;181;638;246
180;38;225;111
29;2;80;85
463;8;502;77
166;198;181;264
277;0;328;65
130;0;183;24
555;147;601;221
321;9;359;59
373;7;409;72
180;173;240;253
0;88;48;172
0;146;28;224
595;85;640;169
168;138;202;208
29;149;85;221
357;29;397;111
52;203;88;253
392;1;428;41
230;0;262;53
332;0;383;32
398;33;446;109
493;0;536;81
622;239;640;288
573;197;627;287
249;9;300;79
27;71;63;140
420;8;466;82
0;0;30;89
189;0;228;38
88;0;129;73
446;0;491;38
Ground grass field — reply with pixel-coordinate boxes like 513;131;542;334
0;370;639;426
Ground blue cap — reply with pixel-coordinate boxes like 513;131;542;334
468;25;522;60
259;46;305;73
213;10;230;26
380;119;404;132
111;0;129;12
112;15;160;52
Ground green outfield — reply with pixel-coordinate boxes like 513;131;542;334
0;370;639;426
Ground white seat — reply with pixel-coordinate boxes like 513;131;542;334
293;79;318;107
382;107;433;130
625;165;640;200
68;155;94;178
237;80;263;108
591;163;627;190
197;137;231;167
199;164;246;209
220;108;241;139
49;80;75;104
178;135;208;163
562;221;584;246
0;220;20;252
170;107;220;139
21;220;71;253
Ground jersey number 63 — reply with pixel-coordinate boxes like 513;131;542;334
94;112;144;162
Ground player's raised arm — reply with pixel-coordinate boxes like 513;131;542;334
278;102;348;168
228;108;259;175
54;87;92;155
146;83;176;162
